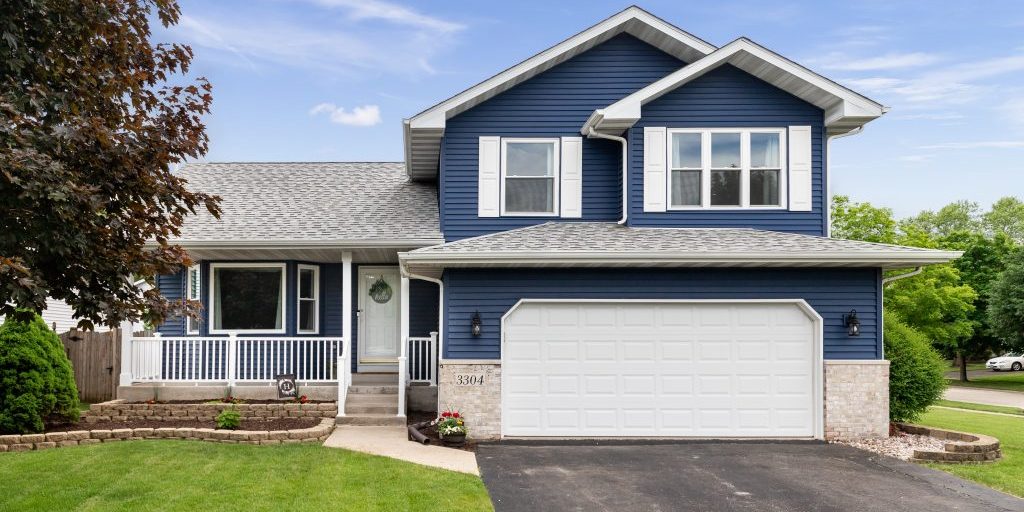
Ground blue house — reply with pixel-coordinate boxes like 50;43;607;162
125;7;959;440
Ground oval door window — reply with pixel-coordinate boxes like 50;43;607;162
368;277;393;304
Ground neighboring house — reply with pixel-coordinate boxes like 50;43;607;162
0;298;109;333
121;6;959;440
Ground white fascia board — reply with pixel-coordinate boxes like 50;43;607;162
400;250;963;267
157;239;446;249
588;38;886;134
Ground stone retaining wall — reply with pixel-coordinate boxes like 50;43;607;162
83;400;337;422
0;418;334;452
898;423;1002;463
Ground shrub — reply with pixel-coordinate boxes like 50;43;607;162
0;313;80;434
989;249;1024;348
216;407;241;430
885;314;947;422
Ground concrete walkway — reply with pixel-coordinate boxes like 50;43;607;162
323;426;479;475
944;386;1024;408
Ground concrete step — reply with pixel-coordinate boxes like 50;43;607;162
351;373;399;385
335;414;406;426
346;394;398;405
348;385;399;394
345;404;399;415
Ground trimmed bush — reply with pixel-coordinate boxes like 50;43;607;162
216;407;241;430
0;313;80;433
885;314;946;422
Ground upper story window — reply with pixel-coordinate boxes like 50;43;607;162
668;128;786;209
501;138;560;216
209;263;286;334
185;264;201;335
296;264;319;334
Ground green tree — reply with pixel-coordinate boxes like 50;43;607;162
989;249;1024;350
830;195;897;243
0;0;219;330
902;200;982;238
983;197;1024;243
0;313;79;434
885;264;977;358
885;314;946;423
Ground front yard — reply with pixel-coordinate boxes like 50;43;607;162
0;441;492;512
918;407;1024;498
946;372;1024;392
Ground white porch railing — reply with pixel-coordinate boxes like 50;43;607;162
407;332;438;386
129;333;346;385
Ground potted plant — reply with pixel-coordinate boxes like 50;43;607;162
435;409;467;446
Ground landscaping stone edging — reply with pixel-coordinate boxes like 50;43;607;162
897;423;1002;463
0;418;335;453
83;399;337;422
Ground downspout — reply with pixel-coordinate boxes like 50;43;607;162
882;266;923;287
587;127;628;225
825;126;863;238
399;260;444;411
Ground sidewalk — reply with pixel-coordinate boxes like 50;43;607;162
944;386;1024;408
323;425;480;475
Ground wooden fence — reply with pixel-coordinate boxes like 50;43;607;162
58;328;121;404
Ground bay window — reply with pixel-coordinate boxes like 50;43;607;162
668;128;787;209
209;263;286;334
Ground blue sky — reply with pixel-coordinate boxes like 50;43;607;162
160;0;1024;217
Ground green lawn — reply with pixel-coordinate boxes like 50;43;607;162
918;407;1024;498
946;372;1024;392
946;362;987;372
0;441;492;512
935;400;1024;416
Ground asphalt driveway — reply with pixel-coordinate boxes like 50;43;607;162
477;441;1022;512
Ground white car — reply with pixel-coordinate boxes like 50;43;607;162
986;353;1024;372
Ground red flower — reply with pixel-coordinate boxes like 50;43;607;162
452;412;460;418
441;411;451;417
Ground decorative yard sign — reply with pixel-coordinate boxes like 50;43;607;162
276;374;297;399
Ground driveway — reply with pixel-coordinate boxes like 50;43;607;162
477;441;1022;512
945;387;1024;408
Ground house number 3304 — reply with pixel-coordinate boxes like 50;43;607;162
455;374;485;386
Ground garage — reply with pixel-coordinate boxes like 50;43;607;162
501;300;822;438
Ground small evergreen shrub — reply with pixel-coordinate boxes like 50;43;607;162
216;407;241;430
885;314;946;422
0;313;80;434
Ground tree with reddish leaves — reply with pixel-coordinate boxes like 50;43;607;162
0;0;219;329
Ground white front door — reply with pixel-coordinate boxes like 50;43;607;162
502;300;821;438
358;266;401;372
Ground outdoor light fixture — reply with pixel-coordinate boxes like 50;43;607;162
471;311;482;337
844;310;861;337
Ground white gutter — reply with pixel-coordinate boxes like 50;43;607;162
150;238;447;249
399;258;445;411
882;266;924;286
825;126;863;238
586;125;628;224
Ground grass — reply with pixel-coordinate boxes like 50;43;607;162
0;441;492;512
917;407;1024;498
946;372;1024;393
934;400;1024;416
946;362;987;372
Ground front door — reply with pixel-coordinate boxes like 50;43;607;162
358;266;401;372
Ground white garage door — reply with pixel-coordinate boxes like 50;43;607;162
502;300;821;438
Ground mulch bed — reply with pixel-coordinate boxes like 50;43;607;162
408;411;477;452
44;417;318;433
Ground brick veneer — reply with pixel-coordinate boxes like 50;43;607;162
438;361;501;439
83;400;337;422
824;360;890;440
0;418;334;452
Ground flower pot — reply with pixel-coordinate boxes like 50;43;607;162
441;433;466;446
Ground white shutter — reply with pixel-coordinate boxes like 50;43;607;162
643;127;667;212
560;136;583;218
478;136;501;217
788;126;813;212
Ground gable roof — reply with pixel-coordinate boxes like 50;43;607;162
171;162;443;247
403;6;716;181
584;38;887;136
400;222;960;278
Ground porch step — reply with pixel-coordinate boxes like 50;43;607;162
351;373;399;385
335;414;406;427
346;404;399;415
348;385;399;394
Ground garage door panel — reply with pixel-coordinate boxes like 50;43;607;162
503;302;817;438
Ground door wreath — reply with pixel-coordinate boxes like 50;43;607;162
368;278;393;304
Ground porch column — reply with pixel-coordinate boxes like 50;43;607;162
118;320;134;387
339;251;352;418
398;276;409;418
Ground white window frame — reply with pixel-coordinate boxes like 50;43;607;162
185;264;201;335
499;137;561;217
208;262;287;335
666;128;787;210
296;264;320;334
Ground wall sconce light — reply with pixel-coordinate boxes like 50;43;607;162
471;311;482;337
844;310;861;337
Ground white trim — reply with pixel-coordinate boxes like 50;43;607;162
207;262;288;335
158;239;446;249
185;264;201;335
356;265;401;372
499;138;561;217
499;298;825;440
439;359;501;366
398;263;444;412
665;128;787;210
478;136;501;218
588;38;885;136
824;359;890;366
642;127;667;212
559;136;584;219
296;264;320;334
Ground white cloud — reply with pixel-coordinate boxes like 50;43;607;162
309;103;382;126
918;141;1024;150
306;0;464;33
889;112;965;121
813;52;940;71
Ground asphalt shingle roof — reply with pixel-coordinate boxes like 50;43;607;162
172;162;441;243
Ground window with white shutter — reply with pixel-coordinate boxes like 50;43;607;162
788;126;813;212
478;136;501;217
559;136;583;218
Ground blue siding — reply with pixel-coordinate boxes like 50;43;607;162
156;271;185;335
441;34;685;241
629;65;826;236
443;267;882;361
